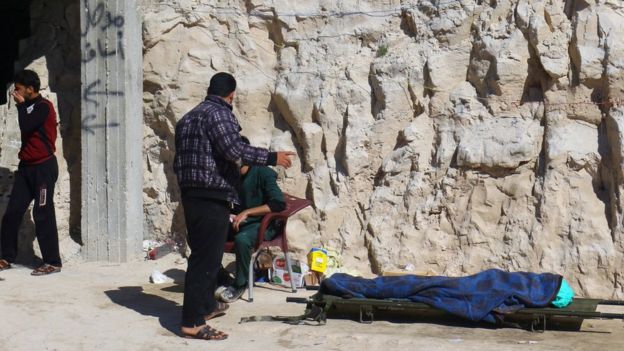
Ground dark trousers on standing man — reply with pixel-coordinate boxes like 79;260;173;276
181;194;230;327
0;156;61;266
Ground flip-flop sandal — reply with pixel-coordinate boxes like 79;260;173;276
31;264;61;276
183;325;228;340
0;259;11;272
204;301;229;321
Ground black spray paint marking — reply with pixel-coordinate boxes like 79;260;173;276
81;0;125;63
83;79;124;107
81;0;126;133
81;115;121;135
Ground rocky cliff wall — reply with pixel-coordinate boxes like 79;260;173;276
1;0;623;298
141;0;624;298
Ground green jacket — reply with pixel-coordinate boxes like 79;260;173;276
236;166;286;226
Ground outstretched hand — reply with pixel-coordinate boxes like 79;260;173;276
276;151;296;168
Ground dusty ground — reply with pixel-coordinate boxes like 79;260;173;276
1;254;623;351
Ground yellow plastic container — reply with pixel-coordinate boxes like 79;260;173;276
308;248;328;273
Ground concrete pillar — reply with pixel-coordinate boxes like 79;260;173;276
80;0;143;261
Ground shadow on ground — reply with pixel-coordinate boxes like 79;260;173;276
162;268;185;285
104;285;182;335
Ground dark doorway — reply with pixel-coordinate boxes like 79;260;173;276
0;1;32;105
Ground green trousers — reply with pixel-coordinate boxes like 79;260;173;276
232;221;276;288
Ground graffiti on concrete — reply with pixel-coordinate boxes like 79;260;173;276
81;0;125;63
81;114;120;135
81;0;126;133
83;79;124;107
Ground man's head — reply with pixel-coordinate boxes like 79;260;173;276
207;72;236;104
13;69;41;100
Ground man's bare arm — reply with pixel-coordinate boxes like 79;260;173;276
232;204;271;232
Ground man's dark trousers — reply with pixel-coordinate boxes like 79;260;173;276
181;194;230;327
0;156;61;266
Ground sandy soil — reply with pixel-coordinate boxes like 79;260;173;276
1;254;623;351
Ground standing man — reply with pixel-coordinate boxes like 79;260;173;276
173;72;294;340
0;69;61;276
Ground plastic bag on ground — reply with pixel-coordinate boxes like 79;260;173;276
150;269;173;284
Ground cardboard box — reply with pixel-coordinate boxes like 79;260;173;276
304;271;322;287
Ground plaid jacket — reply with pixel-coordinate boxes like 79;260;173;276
174;95;270;202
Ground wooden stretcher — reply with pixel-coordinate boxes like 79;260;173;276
284;294;624;332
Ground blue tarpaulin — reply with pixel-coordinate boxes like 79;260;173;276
320;269;562;323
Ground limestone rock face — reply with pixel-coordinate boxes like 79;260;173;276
456;117;543;170
136;0;624;298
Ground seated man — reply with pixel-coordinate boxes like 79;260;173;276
217;137;286;302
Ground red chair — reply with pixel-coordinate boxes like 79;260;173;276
223;193;312;302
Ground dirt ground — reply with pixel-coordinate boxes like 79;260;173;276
1;254;623;351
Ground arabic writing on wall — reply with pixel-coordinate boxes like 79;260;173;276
81;0;123;134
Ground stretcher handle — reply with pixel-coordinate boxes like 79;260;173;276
286;297;309;304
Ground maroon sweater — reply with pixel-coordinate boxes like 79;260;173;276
17;95;57;164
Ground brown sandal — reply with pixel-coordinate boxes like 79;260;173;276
31;264;61;276
183;325;228;340
0;259;11;271
204;301;229;321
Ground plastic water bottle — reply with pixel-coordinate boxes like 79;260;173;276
148;240;175;260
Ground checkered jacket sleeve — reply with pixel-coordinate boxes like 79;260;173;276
206;107;269;165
